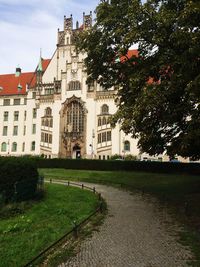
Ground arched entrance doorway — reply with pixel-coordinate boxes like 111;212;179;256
73;143;81;159
59;95;87;158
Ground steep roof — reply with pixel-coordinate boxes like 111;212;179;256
120;49;139;62
42;59;51;71
0;59;51;96
0;72;34;96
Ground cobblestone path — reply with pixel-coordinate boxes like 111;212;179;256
59;183;193;267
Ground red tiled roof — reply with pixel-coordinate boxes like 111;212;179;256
120;49;139;62
0;59;51;96
0;72;34;96
42;59;51;71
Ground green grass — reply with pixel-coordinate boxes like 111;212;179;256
39;168;200;265
0;183;99;267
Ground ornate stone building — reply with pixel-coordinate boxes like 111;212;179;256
0;12;186;161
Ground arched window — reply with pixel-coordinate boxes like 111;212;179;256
1;142;7;152
124;140;130;151
12;142;17;152
98;117;101;126
45;107;52;116
68;81;81;91
66;101;84;133
101;104;109;115
102;117;107;125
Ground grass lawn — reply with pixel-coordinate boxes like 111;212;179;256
0;183;99;267
39;168;200;265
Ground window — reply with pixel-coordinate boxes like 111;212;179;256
12;142;17;152
44;88;54;95
49;134;52;144
107;131;111;141
102;117;107;125
14;98;20;105
14;111;19;121
98;133;101;144
24;98;27;105
50;118;53;128
68;81;81;91
13;126;18;136
3;99;10;106
98;117;101;127
1;142;7;152
45;119;49;127
41;132;44;142
31;141;35;151
32;92;36;99
23;126;26;136
101;104;109;115
3;126;8;136
33;108;37;118
88;80;94;91
66;101;84;133
22;142;25;152
24;111;27;121
45;107;52;116
124;140;130;151
102;132;106;142
4;111;8;121
44;133;48;142
32;124;36;134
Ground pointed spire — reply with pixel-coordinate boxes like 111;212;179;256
37;48;43;72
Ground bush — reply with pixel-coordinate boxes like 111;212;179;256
110;154;122;160
124;154;138;161
36;158;200;175
0;157;39;202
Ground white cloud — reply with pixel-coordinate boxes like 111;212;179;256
0;0;99;74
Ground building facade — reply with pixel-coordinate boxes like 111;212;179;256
0;13;189;161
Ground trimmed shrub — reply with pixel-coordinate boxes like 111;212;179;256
0;157;39;202
36;158;200;175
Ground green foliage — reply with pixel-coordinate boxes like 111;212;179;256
76;0;200;160
124;154;138;161
0;157;39;202
0;184;99;267
37;158;200;175
110;154;122;160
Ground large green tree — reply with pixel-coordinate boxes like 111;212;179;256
76;0;200;160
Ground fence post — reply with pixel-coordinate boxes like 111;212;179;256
99;201;103;213
73;221;78;238
93;187;96;194
50;178;52;183
68;181;70;186
82;184;84;189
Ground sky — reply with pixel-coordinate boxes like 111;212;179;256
0;0;99;74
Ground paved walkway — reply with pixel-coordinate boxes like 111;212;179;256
58;183;193;267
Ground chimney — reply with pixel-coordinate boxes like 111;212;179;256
15;67;21;77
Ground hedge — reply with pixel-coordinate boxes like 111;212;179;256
0;157;39;202
36;158;200;175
